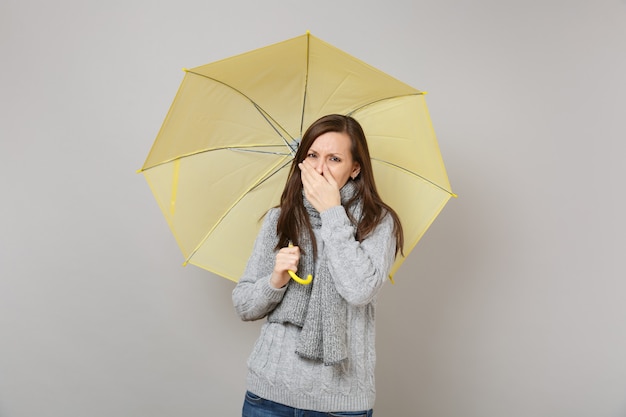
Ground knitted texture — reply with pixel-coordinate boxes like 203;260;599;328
268;181;361;365
232;184;397;412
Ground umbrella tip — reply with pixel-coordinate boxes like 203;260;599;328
182;67;189;72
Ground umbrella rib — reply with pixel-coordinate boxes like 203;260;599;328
228;148;291;156
139;144;291;172
373;158;457;197
347;92;425;115
185;69;295;149
248;158;293;192
184;156;292;265
299;32;311;139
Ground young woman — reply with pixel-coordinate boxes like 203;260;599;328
232;114;403;416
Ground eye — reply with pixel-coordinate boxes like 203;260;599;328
306;152;317;159
330;156;342;162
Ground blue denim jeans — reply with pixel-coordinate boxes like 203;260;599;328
242;391;373;417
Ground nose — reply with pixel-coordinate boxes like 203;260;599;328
312;160;325;174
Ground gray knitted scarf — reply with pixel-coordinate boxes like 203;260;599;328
268;181;361;366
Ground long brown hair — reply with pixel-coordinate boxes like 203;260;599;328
275;114;404;257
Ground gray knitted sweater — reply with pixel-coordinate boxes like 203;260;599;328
232;204;396;412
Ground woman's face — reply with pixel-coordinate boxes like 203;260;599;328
304;131;360;188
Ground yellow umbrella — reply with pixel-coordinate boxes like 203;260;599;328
139;32;455;283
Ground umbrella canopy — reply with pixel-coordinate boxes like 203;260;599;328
139;32;455;282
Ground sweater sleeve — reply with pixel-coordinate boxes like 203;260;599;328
232;208;288;321
320;205;396;306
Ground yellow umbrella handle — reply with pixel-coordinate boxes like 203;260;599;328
288;270;313;285
288;241;313;285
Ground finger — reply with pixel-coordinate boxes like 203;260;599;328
299;161;314;183
299;163;317;195
321;164;338;187
299;160;313;175
275;253;299;271
300;161;323;182
279;247;299;256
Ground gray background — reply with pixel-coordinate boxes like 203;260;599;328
1;0;625;416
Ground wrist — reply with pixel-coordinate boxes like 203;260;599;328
270;272;289;288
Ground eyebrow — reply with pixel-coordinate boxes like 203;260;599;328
308;148;346;157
